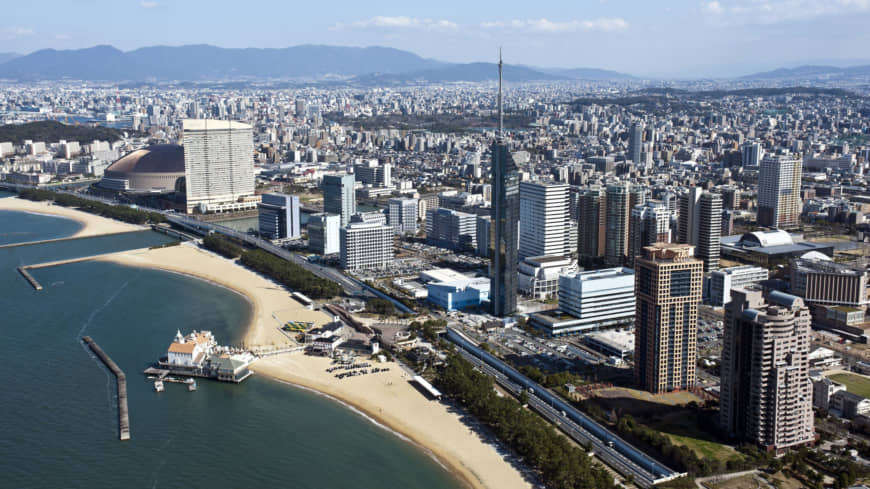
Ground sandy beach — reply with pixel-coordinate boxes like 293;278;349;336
0;197;142;238
101;243;330;349
254;355;533;489
104;243;532;489
7;198;533;489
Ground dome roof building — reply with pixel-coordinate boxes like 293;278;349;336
99;144;185;192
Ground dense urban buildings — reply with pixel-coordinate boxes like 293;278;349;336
758;155;803;229
634;243;703;394
182;119;256;214
720;288;815;452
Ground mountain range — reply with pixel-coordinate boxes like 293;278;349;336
0;44;632;83
0;44;868;84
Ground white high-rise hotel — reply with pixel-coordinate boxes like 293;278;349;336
183;119;256;214
519;181;570;259
758;155;802;229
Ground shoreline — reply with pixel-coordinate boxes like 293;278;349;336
3;199;532;489
0;196;141;239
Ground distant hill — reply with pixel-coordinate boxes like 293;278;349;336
354;63;565;84
535;66;635;81
0;53;19;64
0;120;132;145
0;44;443;81
740;64;870;81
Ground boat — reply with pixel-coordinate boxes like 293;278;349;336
154;380;164;392
186;378;197;392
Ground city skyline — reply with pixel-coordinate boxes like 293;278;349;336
2;1;870;78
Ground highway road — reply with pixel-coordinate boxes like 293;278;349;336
447;328;684;488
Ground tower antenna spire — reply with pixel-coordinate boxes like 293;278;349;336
498;48;503;138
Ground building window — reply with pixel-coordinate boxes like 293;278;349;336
670;269;692;297
638;267;652;295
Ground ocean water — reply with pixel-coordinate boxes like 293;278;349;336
0;210;461;489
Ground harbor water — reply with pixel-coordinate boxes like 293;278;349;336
0;200;461;489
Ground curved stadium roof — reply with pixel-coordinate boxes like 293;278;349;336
106;144;184;174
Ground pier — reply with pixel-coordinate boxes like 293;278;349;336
0;230;141;249
82;336;130;441
17;266;42;290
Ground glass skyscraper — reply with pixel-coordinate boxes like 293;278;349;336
490;140;519;316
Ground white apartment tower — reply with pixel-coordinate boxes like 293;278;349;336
183;119;256;214
758;155;802;229
519;181;571;259
340;222;393;271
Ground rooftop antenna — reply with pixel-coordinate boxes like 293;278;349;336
498;47;503;138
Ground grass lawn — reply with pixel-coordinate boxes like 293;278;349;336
664;433;739;462
828;373;870;398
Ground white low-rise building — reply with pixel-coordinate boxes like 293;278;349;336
517;255;578;299
167;330;216;367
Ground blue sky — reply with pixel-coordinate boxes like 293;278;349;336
2;0;870;77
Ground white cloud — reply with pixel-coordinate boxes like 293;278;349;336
3;27;34;38
701;0;870;24
703;1;724;14
481;18;629;33
332;16;458;32
140;1;158;8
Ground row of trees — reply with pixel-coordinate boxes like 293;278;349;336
436;354;615;489
201;233;243;259
18;188;166;225
0;120;134;145
200;234;343;299
239;249;342;299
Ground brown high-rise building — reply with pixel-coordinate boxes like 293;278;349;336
720;288;815;452
634;243;703;394
577;187;606;261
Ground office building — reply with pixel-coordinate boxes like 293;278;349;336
426;208;477;250
353;158;392;187
709;265;769;307
628;122;643;164
308;213;340;255
476;215;491;258
531;267;635;336
489;56;519;316
790;258;869;308
422;269;490;312
577;187;606;261
519;181;570;259
388;198;418;235
340;222;393;271
604;184;631;266
629;201;671;267
741;141;763;167
182;119;256;214
678;188;722;271
323;174;357;227
517;255;578;299
352;210;387;225
634;243;703;394
758;155;802;229
720;288;814;451
258;193;300;240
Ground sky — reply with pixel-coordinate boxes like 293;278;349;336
2;0;870;78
